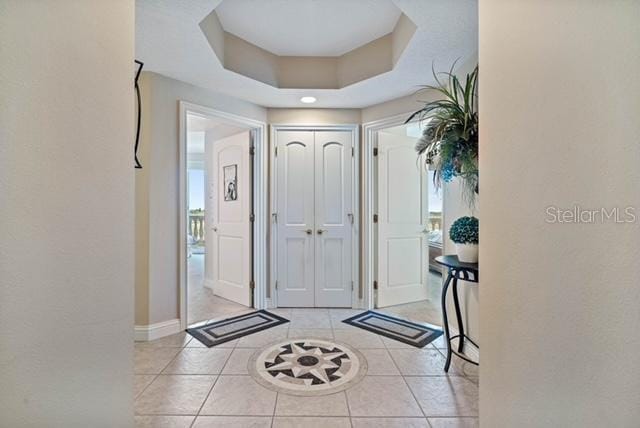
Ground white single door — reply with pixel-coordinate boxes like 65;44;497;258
211;131;252;307
377;131;429;307
276;131;315;307
314;131;353;307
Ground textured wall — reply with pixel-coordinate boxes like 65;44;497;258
135;72;266;326
0;0;135;426
480;0;640;425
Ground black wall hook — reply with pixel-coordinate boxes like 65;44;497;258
134;60;144;169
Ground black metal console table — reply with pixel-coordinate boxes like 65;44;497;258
435;255;479;372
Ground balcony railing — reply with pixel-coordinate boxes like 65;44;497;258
189;211;205;244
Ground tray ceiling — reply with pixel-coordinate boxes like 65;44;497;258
136;0;478;108
215;0;402;57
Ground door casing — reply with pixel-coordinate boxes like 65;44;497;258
269;124;360;309
362;113;436;311
179;101;268;330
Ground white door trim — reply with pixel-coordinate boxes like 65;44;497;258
179;101;268;330
362;113;419;310
270;124;360;309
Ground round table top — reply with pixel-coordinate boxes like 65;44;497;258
435;255;479;271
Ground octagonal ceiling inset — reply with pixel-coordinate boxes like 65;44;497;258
199;0;416;89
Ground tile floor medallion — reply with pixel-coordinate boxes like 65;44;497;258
248;338;367;396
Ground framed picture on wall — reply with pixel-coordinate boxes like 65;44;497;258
223;164;238;201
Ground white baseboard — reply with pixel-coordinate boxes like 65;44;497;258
203;278;215;290
134;319;181;342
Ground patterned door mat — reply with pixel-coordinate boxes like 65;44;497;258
342;311;442;348
186;310;289;347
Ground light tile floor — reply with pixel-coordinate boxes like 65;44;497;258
135;308;478;428
188;254;250;325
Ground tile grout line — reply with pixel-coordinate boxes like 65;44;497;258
190;373;221;426
386;342;428;420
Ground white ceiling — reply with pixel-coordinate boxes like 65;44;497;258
215;0;401;57
136;0;478;108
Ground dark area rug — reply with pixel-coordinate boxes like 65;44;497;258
187;310;289;347
342;310;442;348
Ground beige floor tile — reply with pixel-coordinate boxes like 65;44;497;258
431;335;448;349
388;348;452;376
187;254;250;325
329;309;364;328
267;308;292;318
186;337;239;348
135;375;216;415
405;376;478;417
161;348;232;375
136;332;192;348
272;417;351;428
235;327;289;348
428;417;479;428
451;359;479;377
134;415;195;428
287;328;334;339
275;391;349;416
134;375;157;398
381;337;438;350
288;309;331;329
346;376;423;417
359;349;400;375
134;347;181;374
200;375;277;416
351;417;429;428
333;328;385;349
192;416;272;428
221;348;255;375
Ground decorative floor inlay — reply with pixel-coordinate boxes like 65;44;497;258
248;338;367;396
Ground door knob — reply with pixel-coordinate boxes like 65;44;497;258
305;229;313;235
317;229;324;235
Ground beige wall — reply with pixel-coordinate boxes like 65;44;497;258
480;0;640;426
135;72;266;326
0;1;135;426
267;108;361;125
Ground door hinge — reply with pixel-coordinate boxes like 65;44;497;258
250;213;255;222
249;146;255;155
351;147;355;157
272;212;278;223
250;280;255;289
373;147;378;156
373;214;378;223
351;281;354;291
274;146;278;157
274;280;278;290
373;280;378;290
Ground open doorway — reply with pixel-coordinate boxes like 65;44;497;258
180;103;268;329
365;119;444;327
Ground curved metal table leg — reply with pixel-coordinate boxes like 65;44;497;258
451;274;465;353
441;271;454;372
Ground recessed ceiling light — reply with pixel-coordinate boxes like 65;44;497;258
300;96;317;104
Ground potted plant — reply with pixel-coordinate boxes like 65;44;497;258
449;216;479;263
407;64;478;206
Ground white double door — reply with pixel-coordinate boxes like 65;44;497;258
376;131;429;307
276;130;354;308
